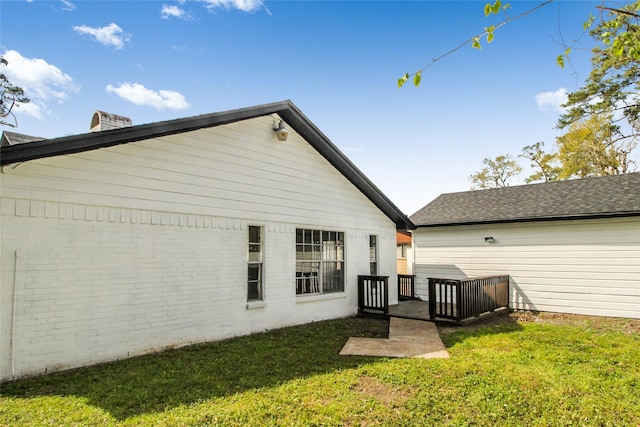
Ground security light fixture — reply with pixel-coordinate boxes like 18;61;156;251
273;119;288;142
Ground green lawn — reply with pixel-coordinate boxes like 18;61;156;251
1;314;639;426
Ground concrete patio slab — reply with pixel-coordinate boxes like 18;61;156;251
340;317;449;359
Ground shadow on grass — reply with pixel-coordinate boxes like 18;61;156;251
437;312;524;348
1;317;389;420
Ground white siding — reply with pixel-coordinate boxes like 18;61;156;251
412;218;640;319
0;115;397;380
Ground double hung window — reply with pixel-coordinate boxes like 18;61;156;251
369;235;378;275
248;226;263;301
296;229;344;295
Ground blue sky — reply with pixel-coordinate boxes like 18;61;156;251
1;0;601;214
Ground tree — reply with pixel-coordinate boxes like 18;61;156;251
558;1;640;148
469;154;522;189
1;55;30;128
475;115;636;188
556;114;636;178
461;1;639;188
520;141;561;183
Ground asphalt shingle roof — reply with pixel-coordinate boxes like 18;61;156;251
410;172;640;227
0;131;45;147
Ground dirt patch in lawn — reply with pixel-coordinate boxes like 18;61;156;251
437;310;640;335
351;376;412;407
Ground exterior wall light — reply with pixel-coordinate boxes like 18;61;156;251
273;119;288;142
484;237;495;243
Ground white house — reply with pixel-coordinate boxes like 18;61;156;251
0;101;412;380
410;173;640;319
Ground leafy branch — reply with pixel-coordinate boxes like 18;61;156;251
595;5;640;18
398;0;555;88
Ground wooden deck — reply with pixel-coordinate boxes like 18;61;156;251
358;274;509;323
388;299;431;321
376;299;506;324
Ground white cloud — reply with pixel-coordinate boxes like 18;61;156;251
1;50;78;119
60;0;75;11
201;0;264;12
73;23;128;49
535;88;568;113
161;4;190;19
12;102;43;119
106;82;191;110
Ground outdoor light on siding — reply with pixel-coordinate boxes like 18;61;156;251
273;119;288;142
484;237;495;243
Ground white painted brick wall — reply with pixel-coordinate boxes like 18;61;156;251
1;118;401;380
1;199;396;380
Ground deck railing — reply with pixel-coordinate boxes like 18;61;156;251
398;274;415;300
428;275;509;322
357;275;389;314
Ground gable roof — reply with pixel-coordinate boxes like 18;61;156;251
0;100;413;230
1;131;45;147
411;172;640;227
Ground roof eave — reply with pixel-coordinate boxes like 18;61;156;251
414;211;640;228
0;100;294;167
277;103;414;231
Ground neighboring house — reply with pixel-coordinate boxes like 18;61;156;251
396;231;412;275
0;100;412;380
410;173;640;319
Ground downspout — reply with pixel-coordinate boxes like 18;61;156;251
11;249;20;380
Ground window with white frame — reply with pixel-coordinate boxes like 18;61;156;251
296;229;344;295
248;226;263;301
369;235;378;275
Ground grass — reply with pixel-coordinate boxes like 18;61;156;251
1;313;639;426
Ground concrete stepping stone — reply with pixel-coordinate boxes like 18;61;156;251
340;317;449;359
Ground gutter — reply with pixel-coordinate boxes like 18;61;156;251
413;211;640;228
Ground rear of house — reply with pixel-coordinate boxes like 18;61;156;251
410;173;640;319
0;101;412;380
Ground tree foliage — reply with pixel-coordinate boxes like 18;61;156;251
556;114;635;178
1;55;30;128
519;141;561;183
409;0;640;189
469;154;522;189
472;114;637;189
558;0;640;147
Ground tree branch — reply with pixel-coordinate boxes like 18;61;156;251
595;5;640;18
401;0;555;84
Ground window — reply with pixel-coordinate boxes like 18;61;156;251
296;229;344;295
369;235;378;275
248;226;263;301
